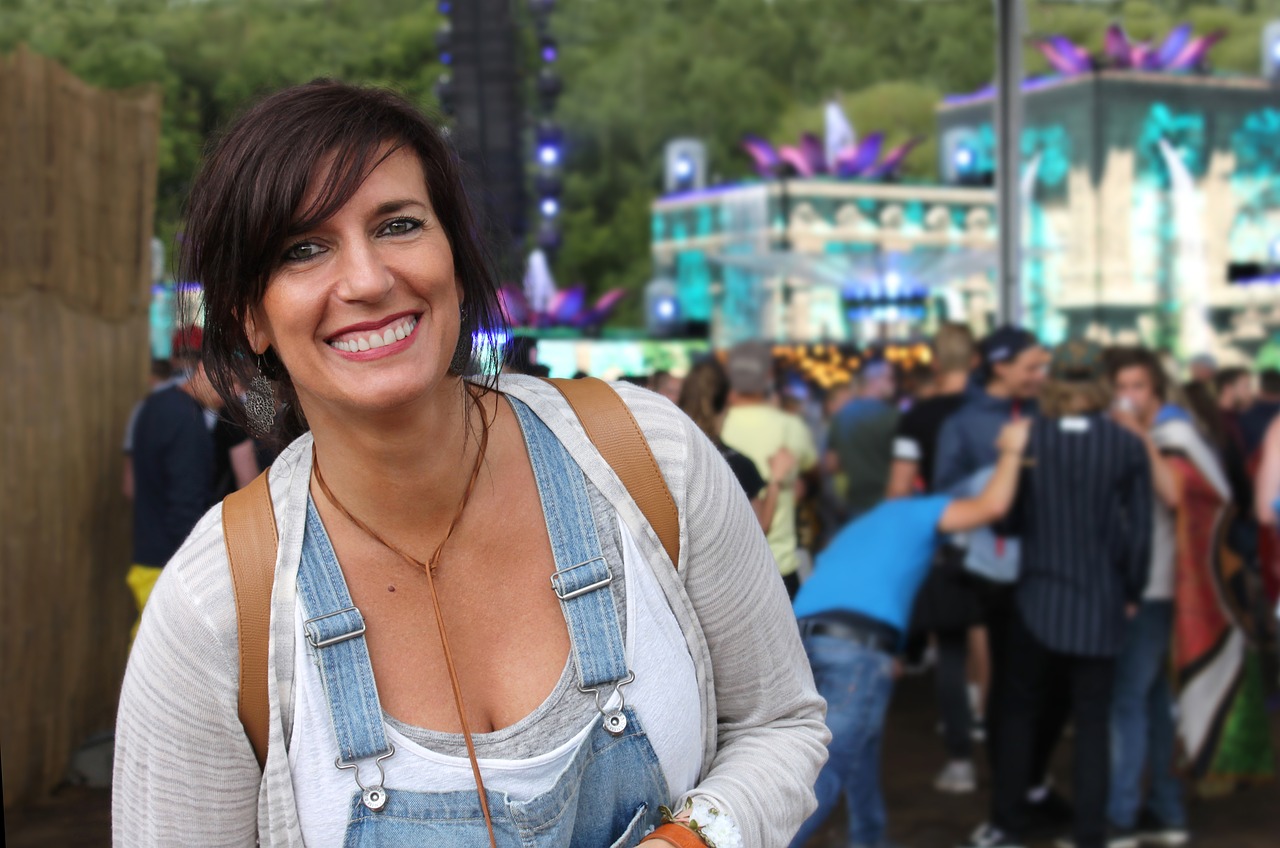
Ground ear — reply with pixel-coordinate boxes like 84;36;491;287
243;306;269;355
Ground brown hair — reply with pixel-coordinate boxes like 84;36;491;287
1106;347;1168;403
1182;380;1227;449
1038;378;1111;418
180;80;505;443
677;359;730;443
934;322;976;373
1213;366;1249;396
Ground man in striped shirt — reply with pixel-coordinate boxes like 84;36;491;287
985;340;1154;848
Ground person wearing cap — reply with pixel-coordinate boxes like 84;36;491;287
721;340;818;598
1187;353;1217;386
972;340;1153;848
939;327;1076;844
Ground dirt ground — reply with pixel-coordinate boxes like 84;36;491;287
5;674;1277;847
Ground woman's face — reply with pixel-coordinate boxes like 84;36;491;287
246;145;463;423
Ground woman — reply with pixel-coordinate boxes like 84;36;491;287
113;81;827;847
677;358;795;533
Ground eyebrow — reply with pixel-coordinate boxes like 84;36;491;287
372;199;428;216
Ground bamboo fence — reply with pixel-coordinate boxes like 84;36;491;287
1;47;161;809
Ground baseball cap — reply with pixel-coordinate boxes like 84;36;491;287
726;340;773;395
1049;338;1104;382
979;325;1038;370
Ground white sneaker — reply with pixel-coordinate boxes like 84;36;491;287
958;823;1023;848
935;759;978;794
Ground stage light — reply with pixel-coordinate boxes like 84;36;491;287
884;271;902;294
540;36;558;64
1265;21;1280;81
663;139;707;194
538;145;559;166
954;147;974;170
655;297;677;321
540;198;560;218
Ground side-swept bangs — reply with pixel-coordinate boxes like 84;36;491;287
180;79;505;445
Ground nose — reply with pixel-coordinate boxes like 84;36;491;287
334;238;394;303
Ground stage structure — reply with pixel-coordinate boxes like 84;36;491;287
940;34;1280;360
652;26;1279;362
650;180;998;349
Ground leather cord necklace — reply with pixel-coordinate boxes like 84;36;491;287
311;400;498;848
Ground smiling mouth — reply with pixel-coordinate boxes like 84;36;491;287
327;314;419;352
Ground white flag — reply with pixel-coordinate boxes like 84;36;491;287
523;249;557;313
824;100;856;170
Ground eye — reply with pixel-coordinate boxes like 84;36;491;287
380;216;425;237
282;241;324;263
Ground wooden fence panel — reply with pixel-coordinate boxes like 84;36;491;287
1;46;160;809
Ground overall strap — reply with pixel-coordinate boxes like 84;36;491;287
222;469;277;770
542;377;681;570
297;500;395;769
508;397;631;696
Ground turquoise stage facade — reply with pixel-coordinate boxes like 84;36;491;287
653;70;1279;364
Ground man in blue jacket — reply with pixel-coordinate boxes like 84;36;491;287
936;328;1075;847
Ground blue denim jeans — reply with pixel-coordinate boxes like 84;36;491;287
1107;601;1186;829
791;632;895;848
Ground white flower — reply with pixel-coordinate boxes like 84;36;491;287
685;797;743;848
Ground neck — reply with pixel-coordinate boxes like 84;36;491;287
307;377;491;528
937;370;968;394
985;381;1012;400
728;391;767;407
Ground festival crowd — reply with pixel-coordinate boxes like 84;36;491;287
664;325;1278;848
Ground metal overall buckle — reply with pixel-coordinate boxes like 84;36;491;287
335;744;395;811
579;670;636;736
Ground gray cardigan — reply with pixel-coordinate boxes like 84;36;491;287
113;375;829;847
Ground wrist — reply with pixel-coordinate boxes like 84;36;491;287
642;824;706;847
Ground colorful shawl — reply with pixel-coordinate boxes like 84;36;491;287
1160;419;1275;784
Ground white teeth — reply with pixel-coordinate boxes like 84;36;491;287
331;316;417;352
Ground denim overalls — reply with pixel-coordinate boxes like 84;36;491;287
295;398;669;847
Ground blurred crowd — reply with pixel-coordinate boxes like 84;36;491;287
665;325;1277;848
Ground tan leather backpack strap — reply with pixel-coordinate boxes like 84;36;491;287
543;377;681;569
220;468;278;770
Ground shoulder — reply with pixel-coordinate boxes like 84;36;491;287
495;374;703;479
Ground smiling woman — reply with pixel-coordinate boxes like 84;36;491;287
112;81;829;848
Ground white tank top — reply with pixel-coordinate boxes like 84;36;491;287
288;519;702;847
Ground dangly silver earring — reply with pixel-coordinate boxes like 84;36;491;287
245;353;277;434
449;304;471;374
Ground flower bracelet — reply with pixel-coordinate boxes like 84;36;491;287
640;797;743;848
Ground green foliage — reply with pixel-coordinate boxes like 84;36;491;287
4;0;1273;316
4;0;444;274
